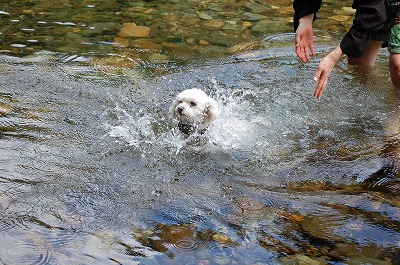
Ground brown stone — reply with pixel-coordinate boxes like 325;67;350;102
199;39;209;46
130;39;162;51
117;23;150;38
201;20;225;29
113;37;130;47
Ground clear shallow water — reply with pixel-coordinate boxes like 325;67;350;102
0;0;399;264
0;44;399;264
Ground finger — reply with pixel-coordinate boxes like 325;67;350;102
296;46;303;60
313;68;322;83
299;47;305;62
295;33;301;46
318;80;328;99
314;82;324;99
300;47;308;63
314;74;328;100
305;47;311;62
313;70;323;98
310;44;315;56
296;47;306;63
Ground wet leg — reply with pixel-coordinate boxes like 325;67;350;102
347;40;383;67
389;53;400;90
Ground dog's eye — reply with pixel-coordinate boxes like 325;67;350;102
190;101;196;107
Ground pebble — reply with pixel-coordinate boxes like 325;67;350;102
117;23;151;38
280;254;327;265
198;12;213;20
0;0;356;60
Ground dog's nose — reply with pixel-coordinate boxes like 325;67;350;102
177;106;184;115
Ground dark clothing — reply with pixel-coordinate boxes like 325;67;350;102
293;0;387;58
293;0;321;30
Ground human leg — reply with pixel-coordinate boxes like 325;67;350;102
389;53;400;88
347;40;383;67
388;21;400;89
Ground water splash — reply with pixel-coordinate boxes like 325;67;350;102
107;104;157;149
104;80;271;158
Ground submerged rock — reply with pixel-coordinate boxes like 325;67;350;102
301;215;345;243
117;23;150;38
280;254;327;265
198;12;213;20
0;103;13;116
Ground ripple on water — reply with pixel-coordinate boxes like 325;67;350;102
263;32;295;43
169;238;199;251
1;243;51;265
207;244;235;264
217;204;245;225
160;204;206;224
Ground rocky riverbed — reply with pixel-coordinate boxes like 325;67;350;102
0;0;355;64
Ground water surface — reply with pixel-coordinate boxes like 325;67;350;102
0;0;399;264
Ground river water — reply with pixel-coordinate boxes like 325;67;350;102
0;0;399;264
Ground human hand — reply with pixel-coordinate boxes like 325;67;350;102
295;14;315;63
313;46;343;99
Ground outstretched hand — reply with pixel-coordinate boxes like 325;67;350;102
313;46;344;100
295;14;315;63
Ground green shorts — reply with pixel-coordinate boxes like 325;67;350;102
377;5;400;54
370;5;400;53
388;24;400;53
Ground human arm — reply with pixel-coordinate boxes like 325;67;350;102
313;46;344;100
313;0;386;99
293;0;322;30
293;0;322;62
295;14;315;63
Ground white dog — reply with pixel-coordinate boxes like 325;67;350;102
170;88;219;135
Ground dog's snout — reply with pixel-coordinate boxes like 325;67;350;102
177;106;184;115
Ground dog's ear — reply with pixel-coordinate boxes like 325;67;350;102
204;98;219;122
170;99;180;119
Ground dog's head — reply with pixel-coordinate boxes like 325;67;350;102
171;88;219;134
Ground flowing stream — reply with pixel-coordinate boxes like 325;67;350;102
0;0;399;264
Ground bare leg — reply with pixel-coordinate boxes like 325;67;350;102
389;53;400;89
347;40;383;67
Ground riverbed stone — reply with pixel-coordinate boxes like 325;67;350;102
198;12;213;20
280;254;327;265
199;39;209;45
251;19;286;33
117;23;150;38
81;22;117;36
148;53;169;63
330;243;393;264
113;37;130;47
244;12;267;21
201;20;225;29
328;15;351;23
340;6;356;15
129;39;162;51
208;31;240;47
243;2;269;13
301;215;344;243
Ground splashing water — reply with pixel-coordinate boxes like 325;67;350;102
105;80;272;159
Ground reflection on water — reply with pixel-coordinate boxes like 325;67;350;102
0;0;400;264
